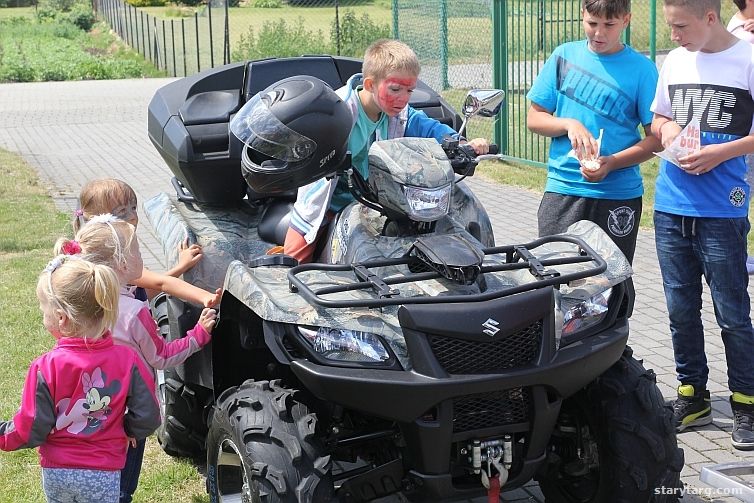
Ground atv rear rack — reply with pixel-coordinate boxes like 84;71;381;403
287;234;607;308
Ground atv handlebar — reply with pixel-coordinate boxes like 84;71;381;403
442;138;501;177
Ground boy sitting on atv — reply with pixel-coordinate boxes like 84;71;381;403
283;39;490;263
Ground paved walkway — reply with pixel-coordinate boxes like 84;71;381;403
1;78;753;502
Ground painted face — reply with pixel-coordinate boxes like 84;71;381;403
663;5;714;52
122;237;144;284
582;10;630;55
112;199;138;227
374;73;417;117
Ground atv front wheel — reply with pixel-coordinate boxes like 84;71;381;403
206;379;333;503
538;346;684;502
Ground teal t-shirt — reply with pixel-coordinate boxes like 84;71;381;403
330;90;388;212
527;40;658;200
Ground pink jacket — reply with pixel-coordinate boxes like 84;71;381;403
113;289;210;381
0;333;160;471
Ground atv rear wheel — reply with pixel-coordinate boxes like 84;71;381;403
206;379;333;503
152;293;211;458
538;346;684;502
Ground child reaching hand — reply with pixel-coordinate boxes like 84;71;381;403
75;178;221;307
0;256;160;503
57;214;217;503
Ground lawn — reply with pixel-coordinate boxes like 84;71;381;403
0;149;207;502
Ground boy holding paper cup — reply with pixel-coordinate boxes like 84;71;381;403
526;0;661;263
650;0;754;450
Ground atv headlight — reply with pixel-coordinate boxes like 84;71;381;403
403;184;452;222
557;288;612;345
298;327;391;363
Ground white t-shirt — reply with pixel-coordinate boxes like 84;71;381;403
728;13;754;44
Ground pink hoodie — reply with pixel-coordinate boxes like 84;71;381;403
0;333;160;471
114;288;211;382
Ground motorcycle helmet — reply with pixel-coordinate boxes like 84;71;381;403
230;75;352;195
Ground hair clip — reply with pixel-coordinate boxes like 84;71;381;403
88;213;121;225
44;256;65;274
73;208;84;217
61;240;82;256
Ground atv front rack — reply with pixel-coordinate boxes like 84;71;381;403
287;234;607;308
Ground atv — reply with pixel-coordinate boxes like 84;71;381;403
145;55;684;502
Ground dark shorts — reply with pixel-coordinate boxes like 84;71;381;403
537;192;642;264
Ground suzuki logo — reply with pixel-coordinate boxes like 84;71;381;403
482;318;500;337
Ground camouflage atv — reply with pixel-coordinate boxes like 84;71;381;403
146;56;683;502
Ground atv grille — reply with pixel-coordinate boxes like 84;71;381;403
427;320;542;374
453;388;531;433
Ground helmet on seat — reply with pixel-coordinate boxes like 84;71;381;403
231;75;352;195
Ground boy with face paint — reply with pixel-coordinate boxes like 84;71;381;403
527;0;661;264
284;39;489;264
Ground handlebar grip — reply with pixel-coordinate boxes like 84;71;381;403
488;144;499;155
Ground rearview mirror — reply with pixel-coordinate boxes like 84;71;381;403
462;89;505;119
458;89;505;138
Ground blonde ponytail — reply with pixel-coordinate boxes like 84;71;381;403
37;257;120;339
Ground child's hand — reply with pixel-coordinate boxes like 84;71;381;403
127;436;137;448
203;288;222;308
176;238;203;273
198;308;217;333
566;120;599;161
466;138;490;155
744;19;754;33
659;121;682;150
677;144;725;176
580;155;615;182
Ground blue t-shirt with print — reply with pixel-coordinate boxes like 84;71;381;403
527;40;658;200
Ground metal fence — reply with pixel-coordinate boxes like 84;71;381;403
94;0;229;77
395;0;740;166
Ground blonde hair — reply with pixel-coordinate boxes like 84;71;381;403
362;39;421;82
37;257;119;339
56;217;137;272
74;179;137;233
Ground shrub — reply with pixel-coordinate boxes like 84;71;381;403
251;0;280;7
333;9;390;58
232;16;330;61
64;5;95;31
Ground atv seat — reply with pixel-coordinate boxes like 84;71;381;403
243;56;362;101
257;200;294;245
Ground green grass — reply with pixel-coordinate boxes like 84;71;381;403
0;149;208;502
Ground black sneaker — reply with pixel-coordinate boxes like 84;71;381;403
730;394;754;451
672;384;712;432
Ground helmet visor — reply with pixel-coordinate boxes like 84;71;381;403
230;92;317;162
